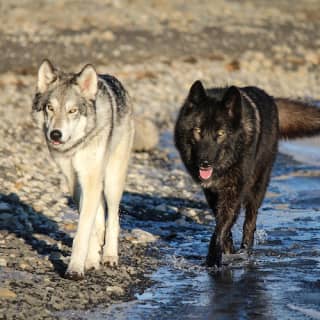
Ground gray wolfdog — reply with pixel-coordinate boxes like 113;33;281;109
175;80;320;268
32;60;134;279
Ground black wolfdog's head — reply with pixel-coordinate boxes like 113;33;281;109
175;81;245;188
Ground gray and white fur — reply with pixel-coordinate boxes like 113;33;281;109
32;59;134;279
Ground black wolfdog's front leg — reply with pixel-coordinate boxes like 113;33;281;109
203;189;234;254
206;202;241;268
206;232;223;267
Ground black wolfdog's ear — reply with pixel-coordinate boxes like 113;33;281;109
187;80;207;105
223;86;242;123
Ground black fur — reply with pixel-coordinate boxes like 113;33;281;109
175;81;280;267
175;81;320;267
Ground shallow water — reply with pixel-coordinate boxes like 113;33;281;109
61;137;320;320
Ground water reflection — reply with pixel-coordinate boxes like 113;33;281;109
208;265;272;320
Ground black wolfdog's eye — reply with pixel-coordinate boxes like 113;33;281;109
47;104;54;112
217;129;226;137
193;127;201;141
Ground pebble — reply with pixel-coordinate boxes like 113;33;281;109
19;262;31;271
25;294;41;306
0;258;7;267
0;203;11;212
184;209;198;217
49;251;61;261
129;228;159;244
63;222;77;231
0;288;17;299
106;286;125;296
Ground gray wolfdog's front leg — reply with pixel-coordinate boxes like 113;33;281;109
65;165;104;280
55;157;105;272
84;198;105;271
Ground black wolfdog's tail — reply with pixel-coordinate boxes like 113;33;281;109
275;98;320;139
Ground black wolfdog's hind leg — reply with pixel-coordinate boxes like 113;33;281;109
240;203;258;252
241;168;271;252
223;232;235;254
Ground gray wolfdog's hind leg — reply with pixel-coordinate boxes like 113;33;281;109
85;198;106;271
102;132;133;266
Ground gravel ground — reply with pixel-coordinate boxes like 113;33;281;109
0;1;320;319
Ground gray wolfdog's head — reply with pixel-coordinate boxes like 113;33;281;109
32;59;98;150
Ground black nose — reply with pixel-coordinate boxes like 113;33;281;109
50;130;62;141
200;160;211;168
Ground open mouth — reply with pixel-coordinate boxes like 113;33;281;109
199;167;213;180
50;140;64;146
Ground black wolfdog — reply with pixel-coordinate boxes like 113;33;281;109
175;80;320;267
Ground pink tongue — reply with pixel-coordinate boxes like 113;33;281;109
199;167;213;180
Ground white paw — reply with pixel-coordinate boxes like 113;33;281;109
85;254;101;271
65;263;85;280
102;255;119;267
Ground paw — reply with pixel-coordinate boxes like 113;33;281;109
237;248;251;256
239;244;252;255
206;247;222;268
85;256;101;271
65;263;85;280
102;255;119;267
223;245;235;255
206;255;222;268
65;269;84;280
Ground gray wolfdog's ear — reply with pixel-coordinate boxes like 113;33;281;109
222;86;242;122
37;59;56;93
187;80;207;105
76;65;98;100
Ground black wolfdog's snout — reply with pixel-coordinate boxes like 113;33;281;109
199;160;211;168
50;130;62;142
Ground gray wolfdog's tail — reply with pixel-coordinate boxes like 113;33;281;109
275;98;320;139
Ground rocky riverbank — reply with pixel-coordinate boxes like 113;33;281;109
0;1;320;319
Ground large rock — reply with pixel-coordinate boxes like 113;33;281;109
133;116;159;152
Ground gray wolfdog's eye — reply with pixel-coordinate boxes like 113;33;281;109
46;104;54;112
193;127;201;141
68;108;78;114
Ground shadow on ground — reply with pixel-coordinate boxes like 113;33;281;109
0;192;72;275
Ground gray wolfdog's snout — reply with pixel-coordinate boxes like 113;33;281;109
50;129;63;142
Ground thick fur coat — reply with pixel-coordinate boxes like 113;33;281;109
175;80;320;267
